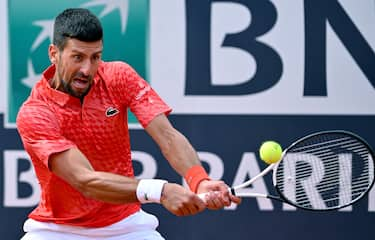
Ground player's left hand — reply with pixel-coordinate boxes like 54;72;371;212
196;180;241;210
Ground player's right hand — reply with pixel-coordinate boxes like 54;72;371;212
197;180;242;210
160;183;206;216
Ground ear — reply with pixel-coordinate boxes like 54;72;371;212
48;44;58;64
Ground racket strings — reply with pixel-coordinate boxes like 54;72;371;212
290;138;362;155
292;181;371;207
276;133;374;210
289;156;371;180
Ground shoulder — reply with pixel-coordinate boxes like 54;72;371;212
18;81;54;118
98;61;135;78
97;61;144;91
17;98;57;133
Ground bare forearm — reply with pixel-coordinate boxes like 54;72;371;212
50;148;140;204
145;114;202;177
160;128;201;176
77;171;139;204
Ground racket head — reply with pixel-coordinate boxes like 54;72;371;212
272;130;375;211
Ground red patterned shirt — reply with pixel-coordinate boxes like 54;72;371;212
16;61;171;227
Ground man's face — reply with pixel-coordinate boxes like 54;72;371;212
49;38;103;98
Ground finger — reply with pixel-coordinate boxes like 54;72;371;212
189;203;205;214
181;195;206;215
206;191;225;209
177;205;190;216
229;194;242;205
182;202;202;215
192;195;207;212
220;191;232;206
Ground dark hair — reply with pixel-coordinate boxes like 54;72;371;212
53;8;103;50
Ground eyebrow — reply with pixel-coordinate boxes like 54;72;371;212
70;49;103;55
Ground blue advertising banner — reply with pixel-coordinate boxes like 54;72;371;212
0;0;374;239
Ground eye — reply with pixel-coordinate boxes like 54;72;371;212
92;55;101;62
73;55;82;61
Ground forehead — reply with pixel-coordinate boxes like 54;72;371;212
63;38;103;54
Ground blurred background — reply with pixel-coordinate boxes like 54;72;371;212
1;0;374;239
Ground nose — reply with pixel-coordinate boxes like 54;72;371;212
80;60;92;77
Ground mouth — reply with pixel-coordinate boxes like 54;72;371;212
72;78;89;90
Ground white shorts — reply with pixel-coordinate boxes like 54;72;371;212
20;210;165;240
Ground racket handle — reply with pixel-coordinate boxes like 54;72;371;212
197;192;208;201
197;187;234;201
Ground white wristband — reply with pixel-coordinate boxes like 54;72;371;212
136;179;168;204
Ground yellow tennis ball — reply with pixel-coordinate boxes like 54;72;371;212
259;141;283;164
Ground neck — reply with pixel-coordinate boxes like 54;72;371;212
50;76;61;90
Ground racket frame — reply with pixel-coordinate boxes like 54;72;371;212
272;130;375;211
232;130;375;211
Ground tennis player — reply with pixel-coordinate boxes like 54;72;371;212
16;8;240;240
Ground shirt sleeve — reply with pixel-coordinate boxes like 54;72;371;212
16;102;77;169
110;62;172;128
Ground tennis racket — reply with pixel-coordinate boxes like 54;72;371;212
200;130;375;211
